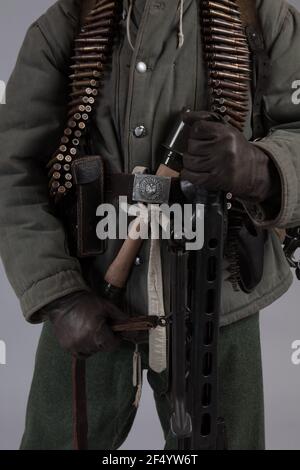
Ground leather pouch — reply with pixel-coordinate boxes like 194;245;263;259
237;221;267;293
64;155;106;258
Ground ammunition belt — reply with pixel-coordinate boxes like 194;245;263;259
201;0;251;132
47;0;122;201
200;0;253;290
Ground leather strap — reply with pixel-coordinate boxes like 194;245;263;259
72;357;88;450
238;0;258;26
80;0;98;24
237;0;271;139
112;315;162;332
238;2;285;243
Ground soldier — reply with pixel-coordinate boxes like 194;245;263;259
0;0;299;450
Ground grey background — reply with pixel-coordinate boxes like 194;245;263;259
0;0;300;450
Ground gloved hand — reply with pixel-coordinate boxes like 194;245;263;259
181;110;280;203
42;291;128;357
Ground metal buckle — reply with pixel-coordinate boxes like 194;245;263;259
132;174;171;204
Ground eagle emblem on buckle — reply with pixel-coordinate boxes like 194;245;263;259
132;174;171;204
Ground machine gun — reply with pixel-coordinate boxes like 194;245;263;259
168;183;227;450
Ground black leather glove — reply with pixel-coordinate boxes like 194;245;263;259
181;110;281;203
41;291;128;357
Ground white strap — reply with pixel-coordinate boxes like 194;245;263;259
147;206;167;373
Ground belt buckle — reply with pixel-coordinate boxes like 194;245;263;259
132;174;171;204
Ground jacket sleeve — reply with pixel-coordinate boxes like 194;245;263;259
0;20;89;323
244;2;300;229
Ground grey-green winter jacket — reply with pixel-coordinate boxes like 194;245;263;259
0;0;299;326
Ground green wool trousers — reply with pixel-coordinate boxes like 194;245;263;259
20;313;265;450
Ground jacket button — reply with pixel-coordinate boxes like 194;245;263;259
136;61;147;73
133;125;147;138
